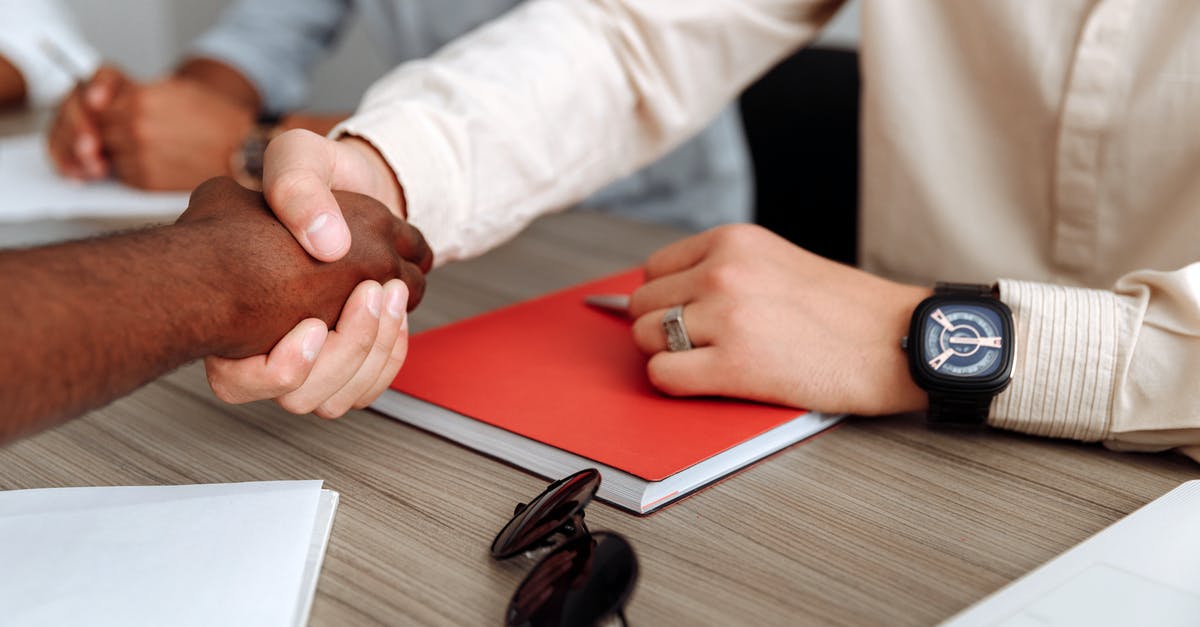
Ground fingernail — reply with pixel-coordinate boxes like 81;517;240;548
302;326;325;362
367;284;382;318
386;284;406;319
306;213;348;257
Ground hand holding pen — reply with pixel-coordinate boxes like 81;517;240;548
41;39;127;180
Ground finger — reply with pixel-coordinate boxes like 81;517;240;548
395;259;426;311
83;66;127;112
204;319;328;404
48;94;108;179
631;302;718;354
275;281;384;415
643;229;717;280
645;347;730;397
316;280;409;417
352;277;410;405
263;129;352;261
393;219;434;272
627;264;705;318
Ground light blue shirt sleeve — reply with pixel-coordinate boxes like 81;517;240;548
189;0;354;114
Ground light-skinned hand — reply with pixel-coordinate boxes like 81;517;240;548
627;224;932;416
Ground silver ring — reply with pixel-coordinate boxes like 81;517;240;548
662;305;693;352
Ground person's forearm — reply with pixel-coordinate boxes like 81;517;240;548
175;56;261;112
0;54;27;107
0;224;247;442
332;0;840;262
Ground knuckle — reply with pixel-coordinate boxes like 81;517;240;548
717;301;750;330
349;325;379;357
701;262;743;293
206;371;240;404
711;223;766;251
268;364;307;393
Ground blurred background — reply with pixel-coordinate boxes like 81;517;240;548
62;0;860;111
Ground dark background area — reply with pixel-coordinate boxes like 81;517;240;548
740;48;860;265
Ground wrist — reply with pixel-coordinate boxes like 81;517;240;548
883;284;934;414
162;217;278;359
903;282;1016;426
338;136;406;219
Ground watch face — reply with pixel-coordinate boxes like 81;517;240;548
919;303;1007;379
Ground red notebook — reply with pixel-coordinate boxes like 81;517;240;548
373;269;841;513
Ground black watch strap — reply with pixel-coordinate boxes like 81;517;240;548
927;392;993;426
927;282;998;427
935;282;995;297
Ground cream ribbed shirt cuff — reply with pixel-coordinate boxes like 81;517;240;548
989;280;1120;441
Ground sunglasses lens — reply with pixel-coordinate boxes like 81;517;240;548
506;532;638;627
491;468;601;559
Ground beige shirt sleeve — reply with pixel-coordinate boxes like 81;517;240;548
993;264;1200;462
332;0;842;264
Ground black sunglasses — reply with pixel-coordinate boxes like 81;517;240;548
491;469;639;627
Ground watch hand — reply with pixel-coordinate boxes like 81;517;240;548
930;308;955;331
948;336;1003;348
928;347;957;370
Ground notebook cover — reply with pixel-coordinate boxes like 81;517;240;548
390;269;809;482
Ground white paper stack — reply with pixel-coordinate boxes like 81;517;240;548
0;480;338;627
0;133;188;222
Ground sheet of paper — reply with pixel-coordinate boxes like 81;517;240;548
0;480;332;627
0;133;188;222
944;480;1200;626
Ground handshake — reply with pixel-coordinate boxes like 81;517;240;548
185;174;431;420
29;63;430;423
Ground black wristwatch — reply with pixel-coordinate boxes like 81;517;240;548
902;282;1015;426
230;115;281;189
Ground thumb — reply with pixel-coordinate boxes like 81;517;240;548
263;129;352;261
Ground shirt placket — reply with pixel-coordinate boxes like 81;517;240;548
1052;0;1135;272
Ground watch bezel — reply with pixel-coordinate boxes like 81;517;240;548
906;295;1015;395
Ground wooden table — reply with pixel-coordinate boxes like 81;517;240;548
0;210;1196;626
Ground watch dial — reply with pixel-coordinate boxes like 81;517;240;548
921;304;1006;378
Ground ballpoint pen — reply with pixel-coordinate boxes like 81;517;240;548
39;38;91;86
583;293;631;316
